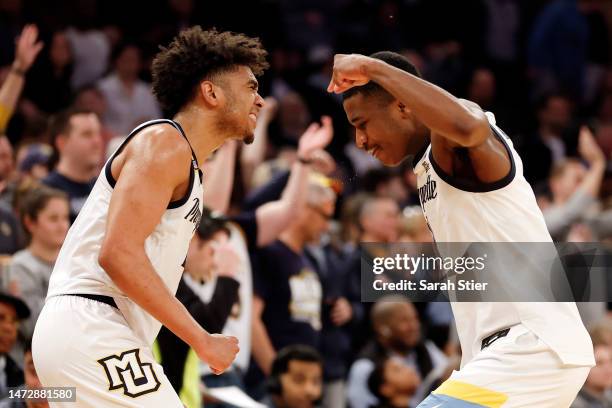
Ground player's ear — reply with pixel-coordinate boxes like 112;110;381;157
199;81;220;107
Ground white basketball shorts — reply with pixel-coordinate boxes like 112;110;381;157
417;324;591;408
32;295;183;407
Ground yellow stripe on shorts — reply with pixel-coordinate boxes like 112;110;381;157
433;380;508;408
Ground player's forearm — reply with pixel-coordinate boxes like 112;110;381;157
99;246;208;346
203;141;237;213
364;58;489;146
251;316;276;375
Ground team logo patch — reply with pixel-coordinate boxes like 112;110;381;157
185;197;202;231
419;174;438;205
98;349;161;398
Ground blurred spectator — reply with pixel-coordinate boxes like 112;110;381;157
7;186;69;343
241;97;278;191
308;213;363;408
65;0;111;90
15;144;51;182
367;356;424;408
527;0;588;99
156;209;240;407
542;126;606;240
359;195;400;243
468;68;496;110
0;292;29;399
250;181;335;392
484;0;521;64
398;206;431;243
262;345;323;408
43;108;102;221
23;31;72;115
521;93;574;184
0;136;15;210
0;25;43;134
0;206;21;255
360;168;408;207
97;42;161;136
72;85;116;157
0;339;48;408
347;297;447;408
202;118;333;397
571;327;612;407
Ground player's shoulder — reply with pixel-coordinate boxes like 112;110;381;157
125;122;192;167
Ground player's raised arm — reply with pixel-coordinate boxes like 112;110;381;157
98;125;238;374
328;54;490;148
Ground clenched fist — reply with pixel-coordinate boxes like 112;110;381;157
195;333;239;375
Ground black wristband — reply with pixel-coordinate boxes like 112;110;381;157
298;156;313;165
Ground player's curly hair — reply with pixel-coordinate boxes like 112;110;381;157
152;26;269;117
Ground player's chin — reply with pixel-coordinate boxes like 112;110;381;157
377;151;404;167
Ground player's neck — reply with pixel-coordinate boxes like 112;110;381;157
173;108;226;165
583;383;606;399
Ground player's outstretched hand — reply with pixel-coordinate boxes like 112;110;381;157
196;333;239;375
297;116;333;161
327;54;372;94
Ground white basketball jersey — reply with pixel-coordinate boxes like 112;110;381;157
46;119;204;345
413;113;594;367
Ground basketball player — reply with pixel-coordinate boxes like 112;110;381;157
329;52;595;407
32;27;268;407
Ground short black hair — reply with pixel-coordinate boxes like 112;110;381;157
536;91;572;113
270;345;323;379
360;167;400;192
367;357;390;404
47;107;97;168
343;51;420;103
196;207;230;241
48;107;96;143
152;26;269;117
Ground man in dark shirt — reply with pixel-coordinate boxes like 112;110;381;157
251;181;336;386
42;108;103;221
156;210;240;396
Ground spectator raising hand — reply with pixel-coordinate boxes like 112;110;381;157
0;24;43;133
13;25;44;74
544;125;606;240
297;116;333;162
578;125;605;171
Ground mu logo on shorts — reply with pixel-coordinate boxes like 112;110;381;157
98;349;161;398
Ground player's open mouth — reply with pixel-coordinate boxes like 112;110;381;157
368;146;379;157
